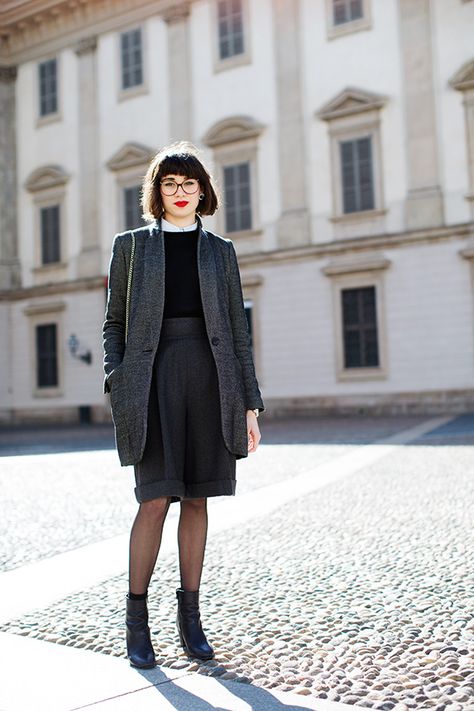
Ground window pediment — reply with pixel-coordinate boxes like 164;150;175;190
203;116;265;147
107;142;155;171
25;165;69;193
316;87;388;121
449;59;474;92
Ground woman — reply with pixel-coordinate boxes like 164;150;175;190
102;141;265;668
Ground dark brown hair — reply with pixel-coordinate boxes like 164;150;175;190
141;141;220;222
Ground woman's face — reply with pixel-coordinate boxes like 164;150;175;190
159;173;201;223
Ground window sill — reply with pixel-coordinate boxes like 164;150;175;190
36;111;62;128
32;262;68;273
225;227;263;240
327;16;372;40
213;51;251;74
330;207;387;224
337;367;387;382
33;387;63;398
118;82;149;103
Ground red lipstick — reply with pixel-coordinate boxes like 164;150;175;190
174;201;189;207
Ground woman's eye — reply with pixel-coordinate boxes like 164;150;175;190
184;180;196;187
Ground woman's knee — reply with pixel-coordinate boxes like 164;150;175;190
180;497;207;511
139;496;170;521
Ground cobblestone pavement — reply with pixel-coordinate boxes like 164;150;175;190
1;415;474;710
0;415;425;572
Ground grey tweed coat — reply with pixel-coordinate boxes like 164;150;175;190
102;214;265;466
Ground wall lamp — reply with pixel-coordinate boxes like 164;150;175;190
68;333;92;365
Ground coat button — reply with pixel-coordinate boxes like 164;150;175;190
211;336;220;345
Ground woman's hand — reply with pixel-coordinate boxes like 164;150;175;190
246;410;261;453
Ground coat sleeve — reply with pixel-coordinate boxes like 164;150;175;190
226;239;265;414
102;233;127;394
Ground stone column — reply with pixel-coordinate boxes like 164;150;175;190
398;0;444;229
163;3;192;143
272;0;310;248
450;61;474;223
0;66;21;289
74;36;101;277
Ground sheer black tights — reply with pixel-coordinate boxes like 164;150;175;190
129;497;208;595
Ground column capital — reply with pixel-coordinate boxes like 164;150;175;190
0;66;17;82
162;1;191;24
74;35;98;57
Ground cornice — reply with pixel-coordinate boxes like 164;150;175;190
0;0;193;64
0;274;105;301
236;222;473;268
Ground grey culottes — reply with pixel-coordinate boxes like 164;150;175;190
133;316;237;504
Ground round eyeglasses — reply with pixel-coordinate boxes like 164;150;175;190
160;178;200;196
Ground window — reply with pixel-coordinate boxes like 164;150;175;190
316;87;387;231
341;286;379;367
223;162;252;233
340;136;375;213
38;58;58;116
36;323;58;388
217;0;244;60
40;205;61;264
120;28;143;90
123;186;141;230
325;0;371;38
333;0;363;25
322;256;389;380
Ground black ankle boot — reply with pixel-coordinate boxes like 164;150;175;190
176;588;214;660
126;595;156;668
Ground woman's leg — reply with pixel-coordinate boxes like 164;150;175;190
129;496;171;595
177;497;208;591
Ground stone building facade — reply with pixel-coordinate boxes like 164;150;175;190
0;0;473;424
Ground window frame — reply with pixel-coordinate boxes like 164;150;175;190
23;301;66;398
211;0;252;73
325;0;372;40
323;260;389;381
37;55;61;126
117;24;149;102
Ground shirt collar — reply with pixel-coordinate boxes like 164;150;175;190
161;216;198;232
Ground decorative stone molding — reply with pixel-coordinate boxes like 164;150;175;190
449;59;474;92
162;0;191;23
202;116;266;148
23;300;66;316
322;254;391;276
74;35;98;56
106;142;156;172
25;165;70;193
0;66;17;81
450;59;474;217
316;87;388;122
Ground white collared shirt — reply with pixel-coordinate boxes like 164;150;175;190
161;217;197;232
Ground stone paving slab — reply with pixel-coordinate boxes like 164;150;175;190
0;632;355;711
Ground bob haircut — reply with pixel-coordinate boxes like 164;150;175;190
141;141;220;222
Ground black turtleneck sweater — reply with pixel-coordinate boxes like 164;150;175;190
162;228;205;319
